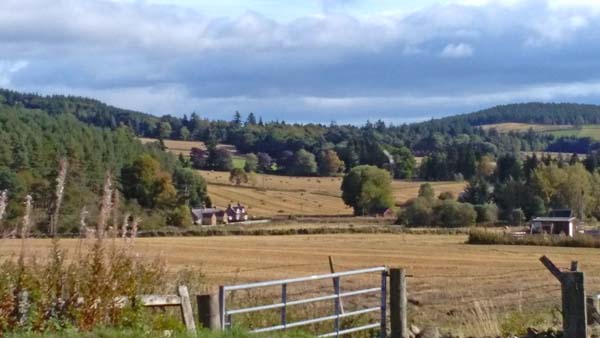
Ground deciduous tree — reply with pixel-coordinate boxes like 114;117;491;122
341;165;394;215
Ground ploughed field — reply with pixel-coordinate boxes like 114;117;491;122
4;234;600;332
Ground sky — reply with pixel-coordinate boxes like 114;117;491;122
2;0;600;124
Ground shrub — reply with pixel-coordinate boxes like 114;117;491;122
438;191;455;201
510;209;525;226
434;200;476;227
417;183;435;202
168;205;193;227
475;203;498;224
402;197;433;226
243;153;258;173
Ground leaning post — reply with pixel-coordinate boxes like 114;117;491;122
177;285;197;333
540;255;587;338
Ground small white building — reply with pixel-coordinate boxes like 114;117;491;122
530;217;577;237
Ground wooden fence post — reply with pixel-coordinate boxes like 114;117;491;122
178;285;197;333
197;293;221;330
390;268;408;338
540;255;587;338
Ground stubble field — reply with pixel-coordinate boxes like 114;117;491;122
200;170;465;217
138;138;465;217
3;234;599;333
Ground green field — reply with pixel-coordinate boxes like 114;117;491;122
481;123;600;140
546;124;600;140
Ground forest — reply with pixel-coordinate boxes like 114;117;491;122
0;102;209;234
6;89;600;180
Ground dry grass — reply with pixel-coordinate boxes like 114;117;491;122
390;180;465;204
143;137;464;217
480;123;572;133
139;138;238;157
200;171;465;217
3;233;596;332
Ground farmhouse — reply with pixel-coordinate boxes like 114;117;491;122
191;203;249;226
530;209;577;237
225;203;249;222
191;207;228;226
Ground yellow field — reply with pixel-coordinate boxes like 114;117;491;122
3;234;597;332
200;170;465;217
139;138;238;156
141;138;465;217
480;122;572;133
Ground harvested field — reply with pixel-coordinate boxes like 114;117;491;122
3;234;597;333
142;138;465;217
200;170;465;217
139;138;239;157
480;123;572;133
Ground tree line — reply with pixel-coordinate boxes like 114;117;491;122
7;89;600;180
401;152;600;227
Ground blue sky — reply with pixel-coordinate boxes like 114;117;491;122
2;0;600;124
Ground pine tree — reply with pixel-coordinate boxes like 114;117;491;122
246;112;257;126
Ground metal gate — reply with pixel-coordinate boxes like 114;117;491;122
219;266;388;337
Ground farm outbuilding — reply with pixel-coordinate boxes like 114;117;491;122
530;216;577;237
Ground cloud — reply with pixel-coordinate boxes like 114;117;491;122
439;43;473;58
2;0;600;123
0;60;28;86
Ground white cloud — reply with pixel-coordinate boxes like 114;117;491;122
439;43;473;58
0;60;28;86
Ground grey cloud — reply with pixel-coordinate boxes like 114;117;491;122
3;0;600;123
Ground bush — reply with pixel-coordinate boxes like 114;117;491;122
168;205;193;227
474;203;498;224
438;191;455;201
402;198;477;227
402;197;433;226
433;200;476;227
510;209;525;226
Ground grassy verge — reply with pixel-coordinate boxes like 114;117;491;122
6;328;311;338
137;226;470;237
468;228;600;248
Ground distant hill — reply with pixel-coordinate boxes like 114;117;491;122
431;102;600;127
3;88;599;167
0;88;161;136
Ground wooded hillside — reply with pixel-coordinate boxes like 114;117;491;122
0;102;209;234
